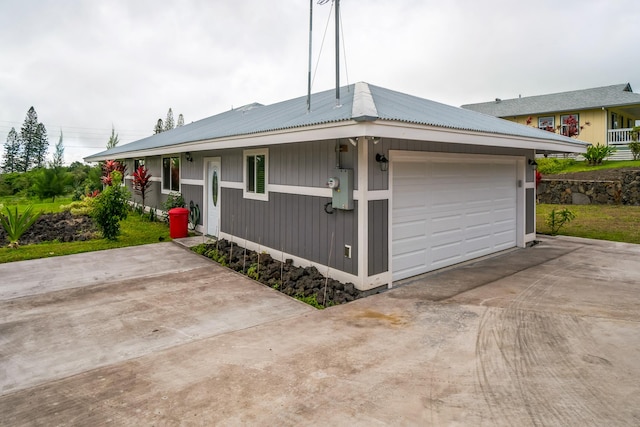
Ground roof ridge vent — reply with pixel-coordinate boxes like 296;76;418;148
352;82;378;121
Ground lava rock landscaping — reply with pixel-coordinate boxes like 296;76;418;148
192;239;363;308
0;211;97;246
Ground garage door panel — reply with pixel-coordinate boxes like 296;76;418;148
392;156;518;281
393;250;429;278
393;219;428;242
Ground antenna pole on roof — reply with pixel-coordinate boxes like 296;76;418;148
307;0;313;112
335;0;340;107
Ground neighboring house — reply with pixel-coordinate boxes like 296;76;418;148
461;83;640;160
85;82;585;291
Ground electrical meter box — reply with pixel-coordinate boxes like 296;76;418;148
328;168;354;210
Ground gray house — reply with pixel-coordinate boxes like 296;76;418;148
85;82;586;291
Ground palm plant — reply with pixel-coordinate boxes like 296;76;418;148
0;205;42;248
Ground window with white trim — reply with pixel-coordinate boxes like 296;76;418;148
134;158;145;171
538;116;555;132
560;114;580;137
243;149;268;200
162;156;180;193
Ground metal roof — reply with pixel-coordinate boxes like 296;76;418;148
86;82;586;161
461;83;640;117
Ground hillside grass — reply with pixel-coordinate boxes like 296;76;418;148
537;158;640;175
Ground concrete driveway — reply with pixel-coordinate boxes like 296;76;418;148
1;237;639;426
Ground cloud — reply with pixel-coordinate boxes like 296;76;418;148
0;0;638;164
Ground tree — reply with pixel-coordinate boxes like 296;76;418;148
33;122;48;168
106;126;120;150
19;106;48;171
52;130;64;168
154;118;164;134
177;113;184;127
2;127;21;173
164;108;175;131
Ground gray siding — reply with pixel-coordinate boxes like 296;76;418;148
145;157;162;178
222;188;358;275
368;199;388;276
526;188;535;234
369;138;535;190
270;139;357;188
182;184;204;226
181;154;202;180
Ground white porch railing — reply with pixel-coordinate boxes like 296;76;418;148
606;128;636;160
608;128;634;143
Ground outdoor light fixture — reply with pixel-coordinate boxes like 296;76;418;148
185;152;193;162
528;159;538;170
376;153;389;172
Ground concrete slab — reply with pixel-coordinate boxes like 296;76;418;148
1;237;639;425
0;243;313;394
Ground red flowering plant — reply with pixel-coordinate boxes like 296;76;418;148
101;160;127;186
132;165;152;207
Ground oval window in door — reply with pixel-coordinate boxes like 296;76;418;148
212;169;218;207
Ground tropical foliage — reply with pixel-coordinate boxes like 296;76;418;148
101;160;127;186
583;144;616;165
0;205;42;248
132;165;152;206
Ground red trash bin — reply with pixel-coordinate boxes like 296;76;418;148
168;207;190;238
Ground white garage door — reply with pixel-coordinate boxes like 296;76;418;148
392;153;518;281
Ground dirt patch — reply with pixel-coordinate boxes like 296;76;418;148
0;211;97;246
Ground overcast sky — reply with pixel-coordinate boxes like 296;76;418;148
1;0;639;164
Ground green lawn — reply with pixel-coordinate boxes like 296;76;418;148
536;204;640;244
0;196;171;264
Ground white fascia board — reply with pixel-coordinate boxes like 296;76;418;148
85;121;367;162
363;121;589;153
85;118;588;162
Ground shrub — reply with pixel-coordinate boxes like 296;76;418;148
163;192;185;210
536;158;575;175
545;208;576;236
59;195;97;216
92;171;130;240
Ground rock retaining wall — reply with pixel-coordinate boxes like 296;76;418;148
538;171;640;205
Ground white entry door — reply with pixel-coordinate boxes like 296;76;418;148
206;158;221;237
392;153;518;281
